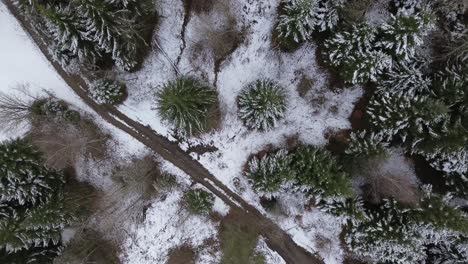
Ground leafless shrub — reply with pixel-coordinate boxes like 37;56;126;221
358;149;421;206
0;85;40;131
88;156;177;241
28;117;109;170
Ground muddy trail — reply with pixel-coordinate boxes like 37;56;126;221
4;2;323;263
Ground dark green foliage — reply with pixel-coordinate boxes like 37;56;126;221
0;244;62;264
0;139;63;206
156;77;218;136
320;187;468;263
345;131;389;159
26;0;154;71
0;139;76;257
290;146;352;197
324;23;392;84
246;146;352;198
89;79;127;105
377;59;431;96
379;10;435;59
367;92;450;141
238;79;287;131
245;150;291;195
276;0;318;44
184;189;215;215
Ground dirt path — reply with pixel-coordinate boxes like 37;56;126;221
4;2;323;263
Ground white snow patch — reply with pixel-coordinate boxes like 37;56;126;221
122;190;218;264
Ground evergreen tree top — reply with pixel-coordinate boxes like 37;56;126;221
0;139;63;206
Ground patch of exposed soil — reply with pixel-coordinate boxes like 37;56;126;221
167;245;196;264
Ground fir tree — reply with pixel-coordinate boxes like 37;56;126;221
290;146;352;197
89;79;127;105
346;199;426;264
324;23;392;84
40;5;101;64
276;0;319;44
315;0;346;32
379;9;435;60
0;139;63;206
245;150;291;197
0;139;74;256
237;79;288;131
155;77;218;136
377;58;432;96
345;131;389;159
367;92;450;141
184;189;214;215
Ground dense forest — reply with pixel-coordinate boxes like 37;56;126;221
1;0;467;263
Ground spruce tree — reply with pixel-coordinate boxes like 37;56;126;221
155;77;218;136
290;146;352;197
377;59;431;96
40;5;101;64
345;131;389;159
0;139;73;258
245;150;291;197
379;9;435;60
324;23;392;84
237;79;288;131
366;91;450;141
315;0;345;32
276;0;319;44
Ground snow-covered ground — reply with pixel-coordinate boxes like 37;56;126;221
0;0;365;263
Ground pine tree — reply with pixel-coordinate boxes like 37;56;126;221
89;79;127;105
156;77;218;136
346;199;426;264
40;5;101;65
290;146;352;197
276;0;319;44
324;23;392;84
245;150;291;197
315;0;346;32
237;79;288;131
0;139;63;206
345;131;389;159
427;237;468;264
377;58;432;96
184;189;215;215
0;139;73;256
366;92;450;141
378;9;435;60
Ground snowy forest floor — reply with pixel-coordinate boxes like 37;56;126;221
0;0;369;263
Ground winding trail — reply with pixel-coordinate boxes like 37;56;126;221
4;2;323;263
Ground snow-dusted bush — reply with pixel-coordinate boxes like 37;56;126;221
184;189;215;215
379;10;435;60
245;150;291;197
237;79;287;131
89;79;126;105
156;77;218;136
324;23;392;84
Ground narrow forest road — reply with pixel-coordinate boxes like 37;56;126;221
4;2;324;263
